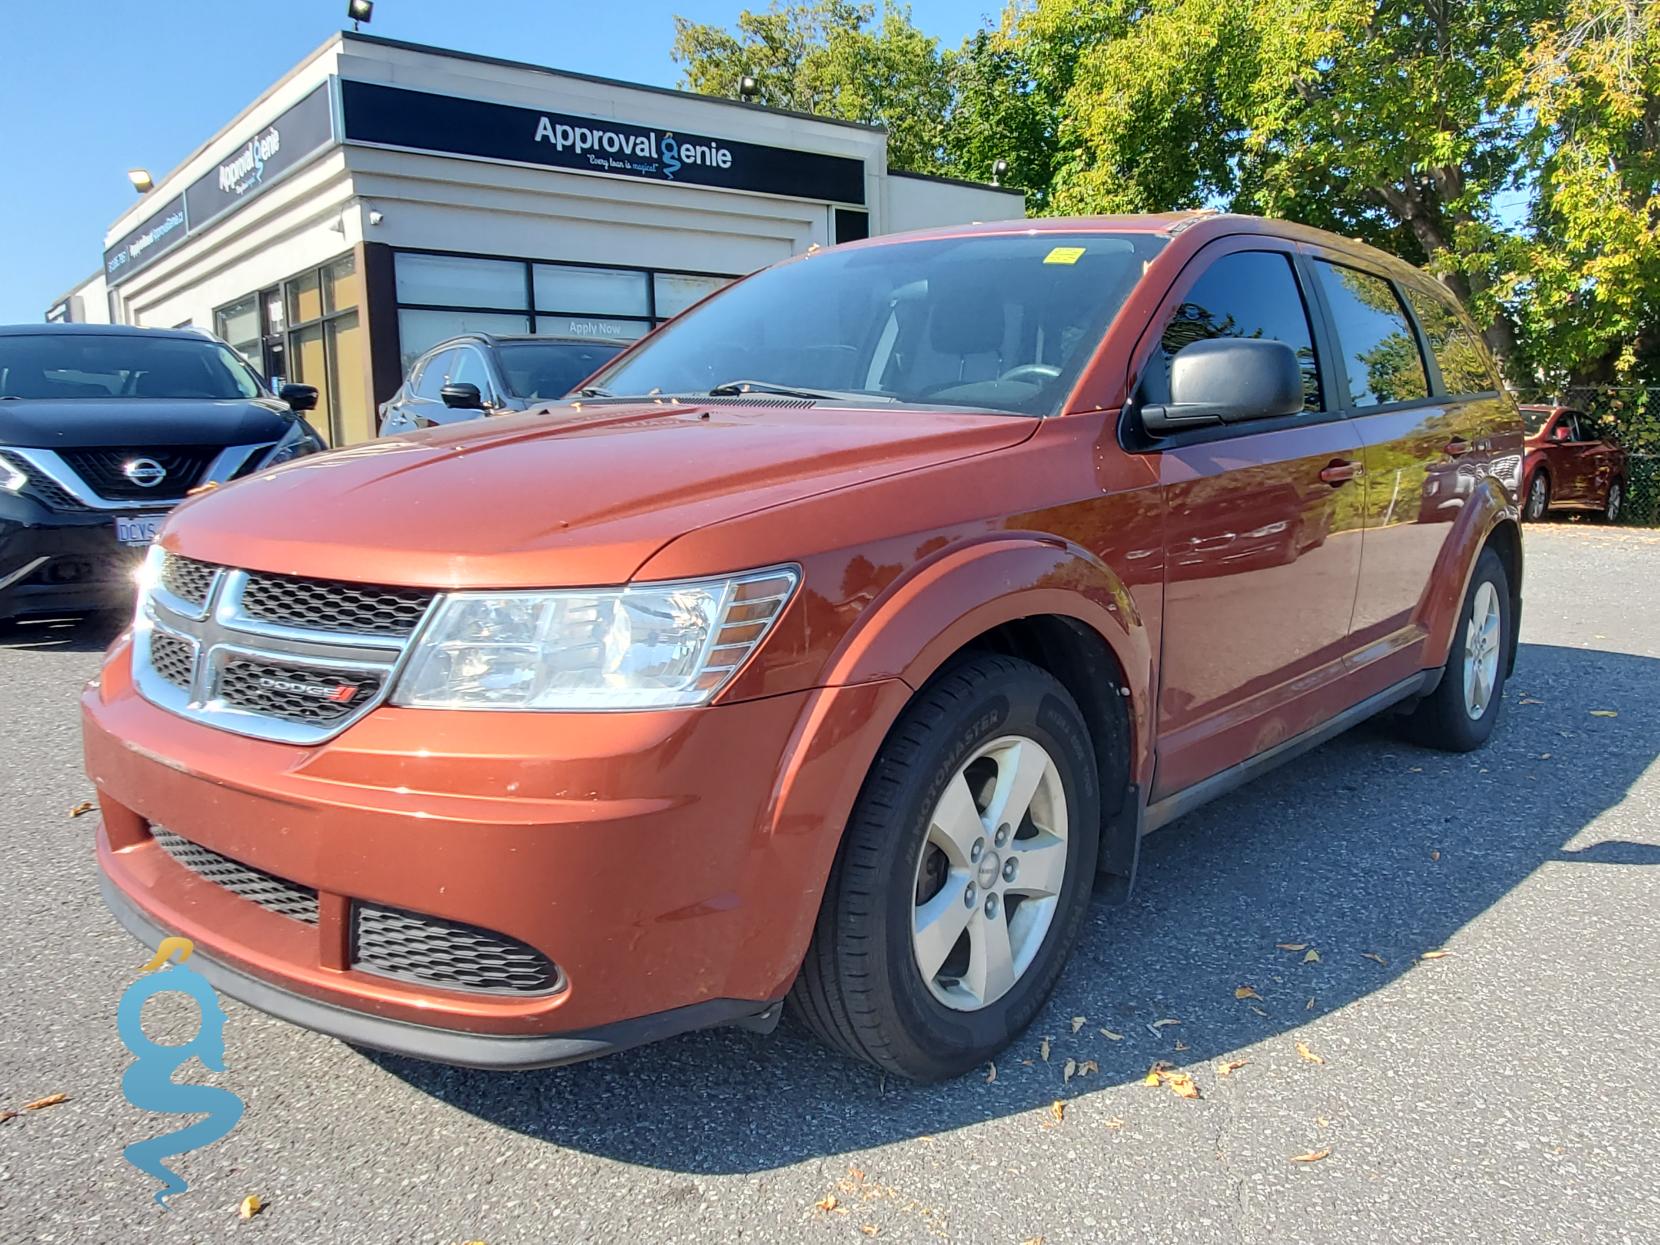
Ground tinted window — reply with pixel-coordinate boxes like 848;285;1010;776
592;232;1168;417
498;341;626;400
1141;251;1322;411
1401;283;1492;395
1313;262;1430;407
449;347;494;398
1523;407;1553;437
0;333;263;400
413;348;456;399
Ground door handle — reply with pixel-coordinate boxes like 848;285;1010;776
1319;459;1361;486
1444;438;1473;457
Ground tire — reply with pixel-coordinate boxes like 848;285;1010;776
1601;480;1624;524
1402;547;1512;752
789;653;1101;1081
1524;471;1550;521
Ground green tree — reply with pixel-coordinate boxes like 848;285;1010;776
671;1;954;174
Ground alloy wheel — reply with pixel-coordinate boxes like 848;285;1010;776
911;734;1069;1011
1606;482;1622;523
1462;580;1502;720
1527;475;1548;520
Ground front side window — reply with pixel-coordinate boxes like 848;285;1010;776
448;347;494;399
589;232;1168;417
412;348;457;400
1140;250;1322;411
1401;283;1493;395
0;333;263;400
1313;261;1430;408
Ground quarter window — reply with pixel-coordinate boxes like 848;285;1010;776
1313;261;1430;408
1401;283;1492;395
1142;250;1322;412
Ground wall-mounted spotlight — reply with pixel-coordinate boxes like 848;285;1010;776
738;75;760;100
127;169;155;195
991;158;1010;187
347;0;373;30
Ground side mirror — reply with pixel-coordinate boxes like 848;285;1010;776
440;382;485;410
278;383;319;412
1140;338;1305;435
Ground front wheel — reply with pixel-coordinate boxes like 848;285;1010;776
1524;471;1550;521
790;654;1101;1081
1602;480;1623;524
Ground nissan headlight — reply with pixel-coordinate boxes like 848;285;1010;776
257;421;323;469
391;566;799;710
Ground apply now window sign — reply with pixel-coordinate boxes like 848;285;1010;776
339;79;867;206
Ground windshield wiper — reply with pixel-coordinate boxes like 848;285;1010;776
574;386;615;397
707;379;891;403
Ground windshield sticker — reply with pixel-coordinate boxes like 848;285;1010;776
1043;246;1087;265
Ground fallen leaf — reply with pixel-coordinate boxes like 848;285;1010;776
1305;996;1316;1011
1020;1238;1045;1245
1104;1117;1125;1129
859;1227;880;1238
238;1195;264;1220
984;1062;997;1084
1165;1071;1201;1100
1079;1060;1099;1077
1173;1040;1189;1052
1216;1059;1248;1077
1408;765;1424;773
1315;1116;1332;1127
1289;1148;1332;1164
0;1110;16;1124
1063;1058;1077;1084
1590;709;1618;718
1040;1037;1052;1062
1539;753;1552;760
1431;850;1441;861
847;1166;865;1181
68;801;94;818
1420;949;1453;960
1143;1060;1172;1086
814;1194;840;1214
1071;1015;1086;1034
1303;948;1321;964
1249;1006;1268;1017
23;1094;68;1111
1234;985;1260;1000
1098;1027;1124;1041
1049;1100;1065;1124
1276;942;1308;951
1361;952;1387;966
1520;697;1544;705
1147;1018;1180;1036
1295;1041;1325;1065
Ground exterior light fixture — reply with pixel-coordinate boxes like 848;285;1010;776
347;0;373;28
128;169;155;195
991;159;1010;187
738;75;760;99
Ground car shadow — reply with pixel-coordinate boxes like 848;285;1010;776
369;641;1658;1174
0;609;125;652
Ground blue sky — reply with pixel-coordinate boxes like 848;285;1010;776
0;0;993;325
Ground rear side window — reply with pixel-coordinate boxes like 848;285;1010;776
1401;284;1493;395
1313;261;1430;408
1141;250;1322;412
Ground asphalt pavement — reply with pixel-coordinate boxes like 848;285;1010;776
1;523;1656;1244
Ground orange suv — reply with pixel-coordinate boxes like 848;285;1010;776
86;215;1523;1081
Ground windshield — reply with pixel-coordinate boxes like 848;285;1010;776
1522;407;1553;437
0;333;265;401
497;340;627;401
589;232;1166;416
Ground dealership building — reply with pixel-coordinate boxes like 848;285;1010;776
48;32;1022;445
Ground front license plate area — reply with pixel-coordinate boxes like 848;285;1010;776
114;515;164;546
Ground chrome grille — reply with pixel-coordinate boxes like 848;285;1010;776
241;572;434;637
148;630;196;688
59;446;217;501
353;902;563;995
152;827;318;924
0;452;88;512
160;552;217;606
217;658;381;723
131;547;435;744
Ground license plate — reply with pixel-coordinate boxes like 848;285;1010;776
114;515;163;546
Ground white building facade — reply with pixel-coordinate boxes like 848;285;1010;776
88;33;1024;446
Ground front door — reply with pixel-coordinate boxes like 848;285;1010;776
1142;242;1366;800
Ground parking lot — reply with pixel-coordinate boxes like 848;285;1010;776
1;523;1656;1245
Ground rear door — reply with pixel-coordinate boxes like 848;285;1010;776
1308;254;1509;694
1140;239;1366;799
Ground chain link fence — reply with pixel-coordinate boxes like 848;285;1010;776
1515;385;1659;527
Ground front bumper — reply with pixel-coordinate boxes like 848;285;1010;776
1;493;149;619
85;634;908;1063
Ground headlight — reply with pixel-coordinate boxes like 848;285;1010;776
391;566;799;710
0;450;25;493
258;421;322;469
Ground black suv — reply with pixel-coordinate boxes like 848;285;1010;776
0;324;323;623
379;333;627;435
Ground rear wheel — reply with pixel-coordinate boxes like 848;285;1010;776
1403;547;1512;752
1524;471;1550;521
1602;480;1624;524
790;654;1100;1081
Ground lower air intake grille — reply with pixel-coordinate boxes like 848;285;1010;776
148;631;196;688
151;827;318;924
217;658;382;723
352;903;564;995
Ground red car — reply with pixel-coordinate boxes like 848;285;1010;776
87;214;1524;1081
1521;404;1627;523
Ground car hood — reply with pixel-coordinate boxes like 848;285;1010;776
0;397;297;448
164;401;1036;587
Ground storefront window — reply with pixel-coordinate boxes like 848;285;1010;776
287;269;324;324
533;315;649;342
323;253;362;316
397;309;531;374
396;253;525;309
653;273;731;320
215;296;260;362
534;265;649;317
